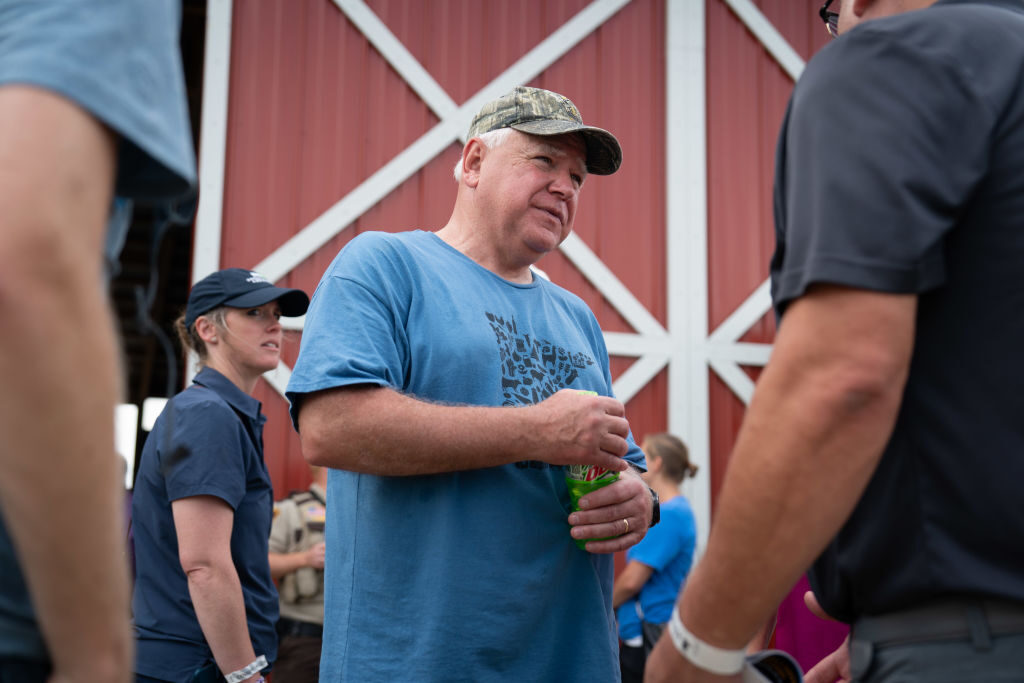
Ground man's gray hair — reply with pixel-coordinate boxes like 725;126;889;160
453;127;515;182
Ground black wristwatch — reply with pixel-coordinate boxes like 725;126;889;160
647;486;660;528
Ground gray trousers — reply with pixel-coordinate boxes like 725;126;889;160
850;598;1024;682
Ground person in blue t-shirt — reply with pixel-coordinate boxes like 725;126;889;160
286;86;659;683
131;269;308;683
613;433;697;683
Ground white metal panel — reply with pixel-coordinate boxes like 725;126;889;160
721;0;805;81
115;404;139;489
193;0;233;284
667;0;710;549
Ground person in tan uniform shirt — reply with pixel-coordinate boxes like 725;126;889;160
269;466;327;683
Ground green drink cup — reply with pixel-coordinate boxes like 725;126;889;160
565;390;620;549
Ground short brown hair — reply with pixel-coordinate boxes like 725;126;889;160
642;432;697;483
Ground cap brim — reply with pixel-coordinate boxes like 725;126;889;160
510;120;622;175
223;287;310;317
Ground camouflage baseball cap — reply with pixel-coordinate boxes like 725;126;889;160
467;86;622;175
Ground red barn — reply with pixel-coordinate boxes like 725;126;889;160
177;0;845;669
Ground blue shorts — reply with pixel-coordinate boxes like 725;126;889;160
0;0;197;202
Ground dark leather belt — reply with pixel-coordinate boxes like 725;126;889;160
278;616;323;638
853;598;1024;647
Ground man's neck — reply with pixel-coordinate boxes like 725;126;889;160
435;222;535;284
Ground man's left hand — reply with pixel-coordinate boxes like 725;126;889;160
568;466;651;553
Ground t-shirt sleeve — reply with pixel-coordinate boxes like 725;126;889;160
772;24;994;311
286;233;414;429
160;400;248;509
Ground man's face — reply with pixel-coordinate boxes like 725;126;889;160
475;130;588;261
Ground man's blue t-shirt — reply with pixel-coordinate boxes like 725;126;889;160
625;496;696;625
287;230;646;682
131;367;278;681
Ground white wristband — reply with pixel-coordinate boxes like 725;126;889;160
668;607;746;676
225;655;267;683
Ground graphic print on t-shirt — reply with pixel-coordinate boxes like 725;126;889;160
486;312;596;470
486;311;595;405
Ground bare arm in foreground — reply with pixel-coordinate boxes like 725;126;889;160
0;86;131;683
646;285;915;682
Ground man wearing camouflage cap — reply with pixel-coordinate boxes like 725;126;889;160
286;86;656;681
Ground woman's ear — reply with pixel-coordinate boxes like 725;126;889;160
195;316;218;345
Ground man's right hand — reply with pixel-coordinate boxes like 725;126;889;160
299;385;633;476
530;389;630;471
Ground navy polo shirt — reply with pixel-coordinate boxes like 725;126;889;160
132;367;278;680
772;0;1024;622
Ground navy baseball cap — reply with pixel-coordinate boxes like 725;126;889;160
184;268;309;328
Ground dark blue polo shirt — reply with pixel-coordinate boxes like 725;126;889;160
132;367;278;680
771;0;1024;622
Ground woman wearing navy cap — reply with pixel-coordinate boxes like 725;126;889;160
131;269;309;683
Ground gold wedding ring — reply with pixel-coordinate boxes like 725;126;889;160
623;518;629;534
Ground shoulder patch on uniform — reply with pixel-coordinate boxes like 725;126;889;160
303;503;326;525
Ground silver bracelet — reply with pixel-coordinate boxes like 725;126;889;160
667;607;746;676
224;655;267;683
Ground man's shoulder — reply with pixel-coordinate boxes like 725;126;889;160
818;2;1024;74
536;275;588;308
535;277;603;332
328;230;440;280
272;494;304;525
343;229;430;254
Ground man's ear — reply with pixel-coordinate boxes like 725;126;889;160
461;139;485;188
